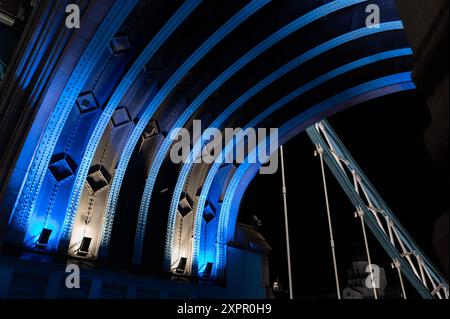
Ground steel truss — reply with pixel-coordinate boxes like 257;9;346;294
306;120;449;299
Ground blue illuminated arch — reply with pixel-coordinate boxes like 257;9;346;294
8;0;138;245
61;0;203;251
89;0;272;258
167;21;407;273
215;72;416;277
192;48;412;275
134;0;370;265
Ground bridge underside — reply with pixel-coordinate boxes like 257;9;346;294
0;0;446;299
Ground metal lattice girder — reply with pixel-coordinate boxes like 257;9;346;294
306;120;449;299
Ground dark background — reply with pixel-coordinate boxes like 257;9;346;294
0;0;447;300
240;90;448;298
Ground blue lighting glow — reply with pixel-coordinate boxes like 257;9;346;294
92;0;272;263
15;3;53;86
134;0;371;268
62;0;203;256
23;216;61;251
9;0;138;248
6;0;416;281
214;72;415;277
166;20;406;274
22;10;58;89
192;47;412;276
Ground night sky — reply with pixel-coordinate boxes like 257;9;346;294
240;90;448;298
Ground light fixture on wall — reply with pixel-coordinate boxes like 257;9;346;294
203;262;213;279
35;228;52;249
175;257;187;274
77;237;92;257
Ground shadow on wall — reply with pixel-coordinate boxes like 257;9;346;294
395;0;449;278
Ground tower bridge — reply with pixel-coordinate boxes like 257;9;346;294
0;0;447;299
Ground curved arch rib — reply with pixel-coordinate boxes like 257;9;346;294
8;0;139;243
216;72;415;278
97;0;270;259
62;0;204;255
192;47;412;275
168;21;406;273
137;0;370;266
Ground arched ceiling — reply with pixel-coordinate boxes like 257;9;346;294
1;0;414;280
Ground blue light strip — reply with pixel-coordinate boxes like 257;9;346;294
168;21;406;272
14;1;57;87
215;72;415;276
97;0;270;258
21;3;62;89
29;7;70;106
8;0;138;244
61;0;203;249
193;48;412;274
135;0;369;267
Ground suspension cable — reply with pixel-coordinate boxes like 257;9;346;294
357;208;378;299
387;217;407;299
316;145;341;299
280;145;294;299
394;259;407;299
